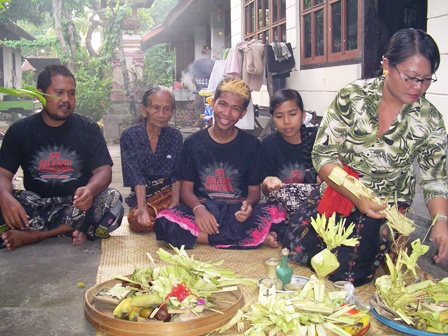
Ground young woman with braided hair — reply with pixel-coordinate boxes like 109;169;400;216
261;89;320;227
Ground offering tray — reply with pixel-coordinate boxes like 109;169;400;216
371;305;441;336
84;277;244;336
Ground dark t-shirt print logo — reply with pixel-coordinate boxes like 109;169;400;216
31;145;82;184
280;163;306;184
200;161;242;198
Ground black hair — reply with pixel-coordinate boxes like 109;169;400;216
269;88;311;168
269;89;304;115
36;64;76;93
380;28;440;75
201;45;212;55
141;86;176;111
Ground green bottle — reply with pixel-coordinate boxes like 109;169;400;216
276;248;293;287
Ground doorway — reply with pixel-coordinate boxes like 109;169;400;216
363;0;428;78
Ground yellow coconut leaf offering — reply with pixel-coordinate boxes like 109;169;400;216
218;274;371;335
328;166;415;236
373;238;448;334
309;213;359;277
311;248;340;278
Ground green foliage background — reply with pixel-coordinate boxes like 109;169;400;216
1;0;178;121
143;44;175;87
74;57;113;122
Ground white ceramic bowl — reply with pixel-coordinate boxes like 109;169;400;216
257;275;310;293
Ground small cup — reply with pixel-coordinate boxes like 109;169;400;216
334;280;350;289
284;283;305;292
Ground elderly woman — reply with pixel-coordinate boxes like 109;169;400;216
120;86;183;232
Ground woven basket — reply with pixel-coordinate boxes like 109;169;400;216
127;187;172;233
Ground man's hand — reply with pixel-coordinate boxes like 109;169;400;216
73;164;111;212
0;192;29;229
72;186;93;211
235;200;252;222
0;168;28;229
194;206;219;234
430;220;448;264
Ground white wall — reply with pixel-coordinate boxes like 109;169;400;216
427;0;448;125
292;63;362;115
230;1;448;120
230;0;362;113
285;0;362;115
230;0;242;47
1;47;22;89
210;12;227;59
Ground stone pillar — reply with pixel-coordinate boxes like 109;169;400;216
104;34;144;142
210;11;226;59
194;26;207;58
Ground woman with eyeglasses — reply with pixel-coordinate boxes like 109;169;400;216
282;28;448;286
120;87;183;232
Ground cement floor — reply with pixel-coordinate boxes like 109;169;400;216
1;134;447;336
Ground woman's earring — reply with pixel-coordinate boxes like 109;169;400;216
383;69;389;76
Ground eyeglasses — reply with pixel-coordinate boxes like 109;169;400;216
393;65;437;85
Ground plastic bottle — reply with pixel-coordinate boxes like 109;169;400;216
276;248;293;287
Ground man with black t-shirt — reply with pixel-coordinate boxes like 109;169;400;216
0;65;123;251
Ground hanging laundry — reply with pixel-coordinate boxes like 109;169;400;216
267;42;295;78
208;60;227;93
271;42;292;62
239;39;265;91
219;48;230;60
224;41;246;78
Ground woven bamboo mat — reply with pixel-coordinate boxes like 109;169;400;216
94;218;406;336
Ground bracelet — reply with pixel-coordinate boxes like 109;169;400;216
434;214;448;222
192;204;205;213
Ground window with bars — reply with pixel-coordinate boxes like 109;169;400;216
244;0;286;43
301;0;361;67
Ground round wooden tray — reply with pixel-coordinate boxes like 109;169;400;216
84;278;244;336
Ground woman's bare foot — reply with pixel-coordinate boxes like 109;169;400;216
72;230;87;245
263;231;279;248
1;230;43;251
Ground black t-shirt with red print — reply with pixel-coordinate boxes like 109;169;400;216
178;128;262;200
261;127;318;184
0;112;112;198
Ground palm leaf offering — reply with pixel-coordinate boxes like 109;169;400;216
108;245;257;322
219;275;370;336
328;166;415;236
310;213;359;278
373;237;448;334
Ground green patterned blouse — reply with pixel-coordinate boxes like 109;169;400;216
312;76;448;204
